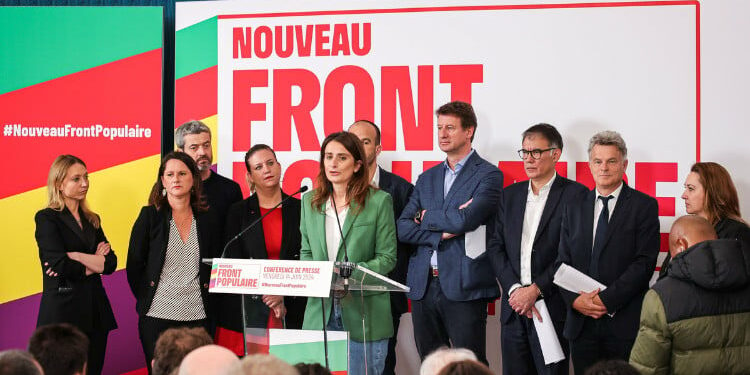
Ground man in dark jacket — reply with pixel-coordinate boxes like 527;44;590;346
630;215;750;374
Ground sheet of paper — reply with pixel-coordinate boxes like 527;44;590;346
464;225;486;259
553;263;607;293
533;299;565;365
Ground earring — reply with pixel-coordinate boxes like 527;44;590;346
162;188;166;197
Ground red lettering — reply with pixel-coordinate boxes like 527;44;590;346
254;26;272;58
439;65;483;103
323;65;374;135
391;161;412;183
233;162;250;198
331;24;351;56
275;25;294;58
295;25;313;57
315;24;331;56
233;70;268;151
282;159;320;195
423;160;442;172
273;69;320;151
381;66;433;151
233;27;251;59
635;162;677;216
351;23;371;56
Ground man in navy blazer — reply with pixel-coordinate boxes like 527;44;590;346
349;119;415;375
556;131;660;374
489;124;587;374
398;101;503;364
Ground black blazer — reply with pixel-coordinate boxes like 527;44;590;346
556;183;660;341
34;207;117;333
489;176;588;324
126;205;220;318
378;167;415;316
217;193;306;330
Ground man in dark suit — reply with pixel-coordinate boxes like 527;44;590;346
556;131;660;374
489;123;587;374
349;119;414;375
398;101;503;364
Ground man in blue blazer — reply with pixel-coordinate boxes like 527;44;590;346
398;101;503;364
349;119;415;375
489;124;587;374
556;131;660;374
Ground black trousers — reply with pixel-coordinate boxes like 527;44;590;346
570;317;634;375
83;329;109;375
500;313;569;375
411;277;489;365
138;316;207;374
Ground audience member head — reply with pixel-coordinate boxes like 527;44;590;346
588;130;628;194
243;144;281;195
312;131;369;213
0;350;43;375
669;215;718;257
682;162;742;225
45;154;100;228
227;354;297;375
584;359;639;375
348;120;382;169
28;323;88;375
435;359;493;375
435;101;478;142
151;327;212;375
420;347;478;375
519;123;563;183
294;362;332;375
148;151;207;212
175;120;213;176
177;345;238;375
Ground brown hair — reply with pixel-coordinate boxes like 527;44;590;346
28;323;88;375
45;154;100;228
436;360;493;375
435;101;478;142
151;327;212;375
311;132;370;214
691;162;743;225
148;151;208;212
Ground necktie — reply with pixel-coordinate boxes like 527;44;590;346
590;195;613;279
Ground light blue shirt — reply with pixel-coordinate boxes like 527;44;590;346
432;149;475;268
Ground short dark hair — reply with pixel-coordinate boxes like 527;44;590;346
294;362;333;375
522;123;563;151
244;144;278;173
350;119;381;145
28;324;88;375
0;350;42;375
435;101;477;141
584;360;639;375
152;327;212;375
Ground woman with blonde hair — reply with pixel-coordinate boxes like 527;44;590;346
34;154;117;375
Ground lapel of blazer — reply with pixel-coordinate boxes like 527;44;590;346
337;198;360;260
59;206;89;246
533;176;565;244
242;195;269;259
443;152;479;205
432;163;446;208
378;167;392;191
508;182;528;261
313;201;328;260
598;183;632;253
580;189;596;271
195;210;209;260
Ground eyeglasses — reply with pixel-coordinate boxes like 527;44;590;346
518;148;556;160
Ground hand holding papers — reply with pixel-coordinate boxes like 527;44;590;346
554;263;613;318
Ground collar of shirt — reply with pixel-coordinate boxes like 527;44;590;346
371;165;380;188
527;172;557;202
444;148;475;174
324;198;349;218
595;181;624;202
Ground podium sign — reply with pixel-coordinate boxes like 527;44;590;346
209;259;334;298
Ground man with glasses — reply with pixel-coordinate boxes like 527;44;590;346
398;101;503;364
488;123;586;374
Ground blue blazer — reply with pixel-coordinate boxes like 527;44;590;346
555;183;660;340
398;151;503;301
488;176;588;324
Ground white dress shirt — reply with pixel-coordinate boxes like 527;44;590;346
371;165;380;188
592;182;624;250
325;199;349;261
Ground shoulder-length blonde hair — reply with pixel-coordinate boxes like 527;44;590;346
46;154;100;228
311;132;370;214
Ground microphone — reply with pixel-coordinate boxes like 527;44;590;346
329;182;354;298
220;185;308;259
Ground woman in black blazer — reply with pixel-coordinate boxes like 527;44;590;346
126;151;221;372
34;154;117;375
214;144;306;355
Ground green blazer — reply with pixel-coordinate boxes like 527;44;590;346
300;188;397;342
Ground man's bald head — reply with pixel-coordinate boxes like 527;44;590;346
669;215;718;257
178;345;238;375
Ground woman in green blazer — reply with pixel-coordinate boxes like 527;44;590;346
300;131;397;375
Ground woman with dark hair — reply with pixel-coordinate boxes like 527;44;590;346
35;155;117;375
215;144;306;355
126;151;221;372
299;132;397;375
660;161;750;277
